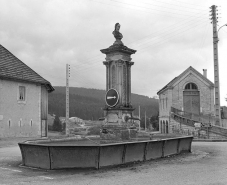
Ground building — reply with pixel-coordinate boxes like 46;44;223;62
221;106;227;128
157;66;215;134
0;44;54;137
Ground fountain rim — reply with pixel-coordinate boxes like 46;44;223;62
18;135;193;147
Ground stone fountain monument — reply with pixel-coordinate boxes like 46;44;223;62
18;23;193;170
100;23;138;142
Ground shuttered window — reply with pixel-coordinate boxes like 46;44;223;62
19;86;26;101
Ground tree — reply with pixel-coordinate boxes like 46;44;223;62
52;115;62;132
150;113;159;131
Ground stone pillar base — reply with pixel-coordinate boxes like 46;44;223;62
100;124;137;143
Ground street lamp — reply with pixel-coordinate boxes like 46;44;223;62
218;24;227;33
217;23;227;125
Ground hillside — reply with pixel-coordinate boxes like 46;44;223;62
48;86;159;120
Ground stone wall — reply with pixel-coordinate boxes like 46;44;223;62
171;73;214;115
169;117;227;139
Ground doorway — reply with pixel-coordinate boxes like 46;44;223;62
183;83;200;115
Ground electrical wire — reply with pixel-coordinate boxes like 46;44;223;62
34;0;215;89
166;0;207;8
141;0;207;10
109;0;208;13
90;0;208;18
65;21;210;75
68;15;208;70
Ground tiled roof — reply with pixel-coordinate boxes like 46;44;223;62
0;44;54;92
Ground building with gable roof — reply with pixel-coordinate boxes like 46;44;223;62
0;44;54;137
157;66;215;134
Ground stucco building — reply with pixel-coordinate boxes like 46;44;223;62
0;44;54;137
157;66;215;134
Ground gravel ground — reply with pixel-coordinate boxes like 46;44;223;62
1;140;227;185
1;134;227;185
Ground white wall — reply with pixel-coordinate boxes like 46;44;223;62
0;79;41;137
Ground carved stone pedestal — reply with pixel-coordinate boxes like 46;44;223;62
100;23;138;143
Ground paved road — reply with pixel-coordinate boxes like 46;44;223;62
0;142;227;185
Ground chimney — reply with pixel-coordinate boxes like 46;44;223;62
203;69;207;78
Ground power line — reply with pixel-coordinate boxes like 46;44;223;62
127;14;207;45
90;0;207;18
43;20;210;83
141;0;207;10
109;0;207;13
107;0;208;17
132;22;209;52
68;14;208;70
166;0;206;7
59;22;210;77
128;16;207;49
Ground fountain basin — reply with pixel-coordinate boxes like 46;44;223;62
18;136;193;170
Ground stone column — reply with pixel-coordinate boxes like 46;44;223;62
103;61;109;91
100;23;137;142
128;62;134;106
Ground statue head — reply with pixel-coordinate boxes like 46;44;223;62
112;23;123;44
114;23;120;32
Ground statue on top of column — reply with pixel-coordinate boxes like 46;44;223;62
112;23;123;45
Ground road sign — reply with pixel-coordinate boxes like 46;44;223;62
105;88;119;107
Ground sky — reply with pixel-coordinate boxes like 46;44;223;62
0;0;227;106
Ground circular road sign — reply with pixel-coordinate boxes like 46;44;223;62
105;88;119;107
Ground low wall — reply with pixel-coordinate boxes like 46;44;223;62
18;136;193;170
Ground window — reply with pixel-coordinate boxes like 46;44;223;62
19;86;26;101
185;83;198;90
19;119;22;127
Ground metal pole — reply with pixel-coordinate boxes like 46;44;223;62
66;64;70;135
207;126;209;139
211;5;221;126
145;111;146;132
139;105;141;131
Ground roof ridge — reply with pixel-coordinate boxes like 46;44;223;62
157;66;214;95
0;44;54;91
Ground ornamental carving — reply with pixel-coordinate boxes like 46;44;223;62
115;59;125;65
127;66;131;105
103;61;108;66
122;65;126;105
128;61;134;66
111;65;116;89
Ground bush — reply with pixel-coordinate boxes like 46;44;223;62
87;126;101;135
52;115;63;132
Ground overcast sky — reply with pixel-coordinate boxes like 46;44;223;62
0;0;227;106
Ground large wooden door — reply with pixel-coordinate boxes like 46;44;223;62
183;91;200;115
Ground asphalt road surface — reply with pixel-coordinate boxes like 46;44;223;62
0;142;227;185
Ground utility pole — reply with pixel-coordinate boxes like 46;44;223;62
139;105;141;131
145;111;146;132
210;5;221;126
66;64;70;135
